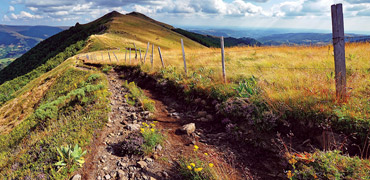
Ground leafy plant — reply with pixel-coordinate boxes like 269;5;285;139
55;144;86;172
102;65;112;73
140;122;164;154
234;76;259;98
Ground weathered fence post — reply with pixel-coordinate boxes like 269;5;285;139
108;52;112;62
133;43;137;60
139;48;142;63
158;47;165;68
129;48;131;64
181;39;187;75
113;52;119;62
125;48;127;63
151;44;154;70
221;36;226;83
331;3;346;101
144;42;149;63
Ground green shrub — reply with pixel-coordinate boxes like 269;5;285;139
140;122;163;154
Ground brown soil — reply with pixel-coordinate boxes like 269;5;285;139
78;65;287;180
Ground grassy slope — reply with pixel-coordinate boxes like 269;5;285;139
84;12;205;52
0;57;109;179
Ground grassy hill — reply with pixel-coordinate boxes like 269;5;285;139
0;10;369;179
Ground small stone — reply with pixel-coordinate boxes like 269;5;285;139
137;161;148;169
103;167;108;171
110;171;117;178
117;170;128;180
206;114;213;121
197;111;207;117
126;124;140;131
194;98;201;104
145;157;154;163
162;171;169;178
152;154;159;160
149;177;157;180
201;100;207;105
181;123;195;135
106;124;112;127
155;144;163;151
71;174;81;180
130;113;138;120
104;174;111;180
121;120;128;125
97;176;102;180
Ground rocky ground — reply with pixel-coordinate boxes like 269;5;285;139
73;65;287;180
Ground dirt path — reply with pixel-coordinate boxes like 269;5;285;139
78;68;251;180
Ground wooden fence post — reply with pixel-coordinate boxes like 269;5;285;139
221;36;226;83
181;39;187;75
144;42;149;63
139;48;142;63
331;3;346;101
158;47;165;68
108;52;112;62
151;44;154;70
113;52;119;62
125;48;127;63
133;43;137;60
129;48;131;64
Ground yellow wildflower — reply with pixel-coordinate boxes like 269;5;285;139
204;153;208;156
150;123;156;127
194;168;203;172
151;128;155;132
193;145;199;151
209;163;214;167
286;170;294;179
140;128;144;133
153;121;158;123
289;158;297;165
187;165;192;170
190;163;195;167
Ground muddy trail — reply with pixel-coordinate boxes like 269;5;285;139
78;66;286;180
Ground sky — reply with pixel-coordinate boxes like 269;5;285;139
1;0;370;33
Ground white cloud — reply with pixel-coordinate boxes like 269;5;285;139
3;15;10;21
9;11;42;20
9;6;15;12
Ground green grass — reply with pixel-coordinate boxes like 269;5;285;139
0;67;109;179
140;122;164;155
123;80;156;112
286;150;370;180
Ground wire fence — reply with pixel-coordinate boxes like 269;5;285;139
78;40;370;79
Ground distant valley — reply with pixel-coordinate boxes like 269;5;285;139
0;25;67;69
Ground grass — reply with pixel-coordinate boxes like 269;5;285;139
0;60;110;179
85;42;369;136
123;80;156;112
140;122;164;155
286;150;370;180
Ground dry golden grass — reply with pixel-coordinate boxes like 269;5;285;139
83;42;370;122
0;58;78;134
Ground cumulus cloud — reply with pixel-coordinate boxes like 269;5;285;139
9;6;15;12
9;11;42;20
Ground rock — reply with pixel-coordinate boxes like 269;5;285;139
106;124;112;127
162;171;169;178
181;123;195;135
206;114;213;121
197;111;207;117
152;154;159;160
201;100;207;105
130;113;138;120
104;174;111;180
149;177;157;180
155;144;163;151
194;98;201;104
198;117;209;122
121;120;128;125
145;157;154;163
103;167;108;171
137;161;148;169
117;170;128;180
127;124;140;131
71;174;81;180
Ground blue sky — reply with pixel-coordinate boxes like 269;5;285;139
1;0;370;32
